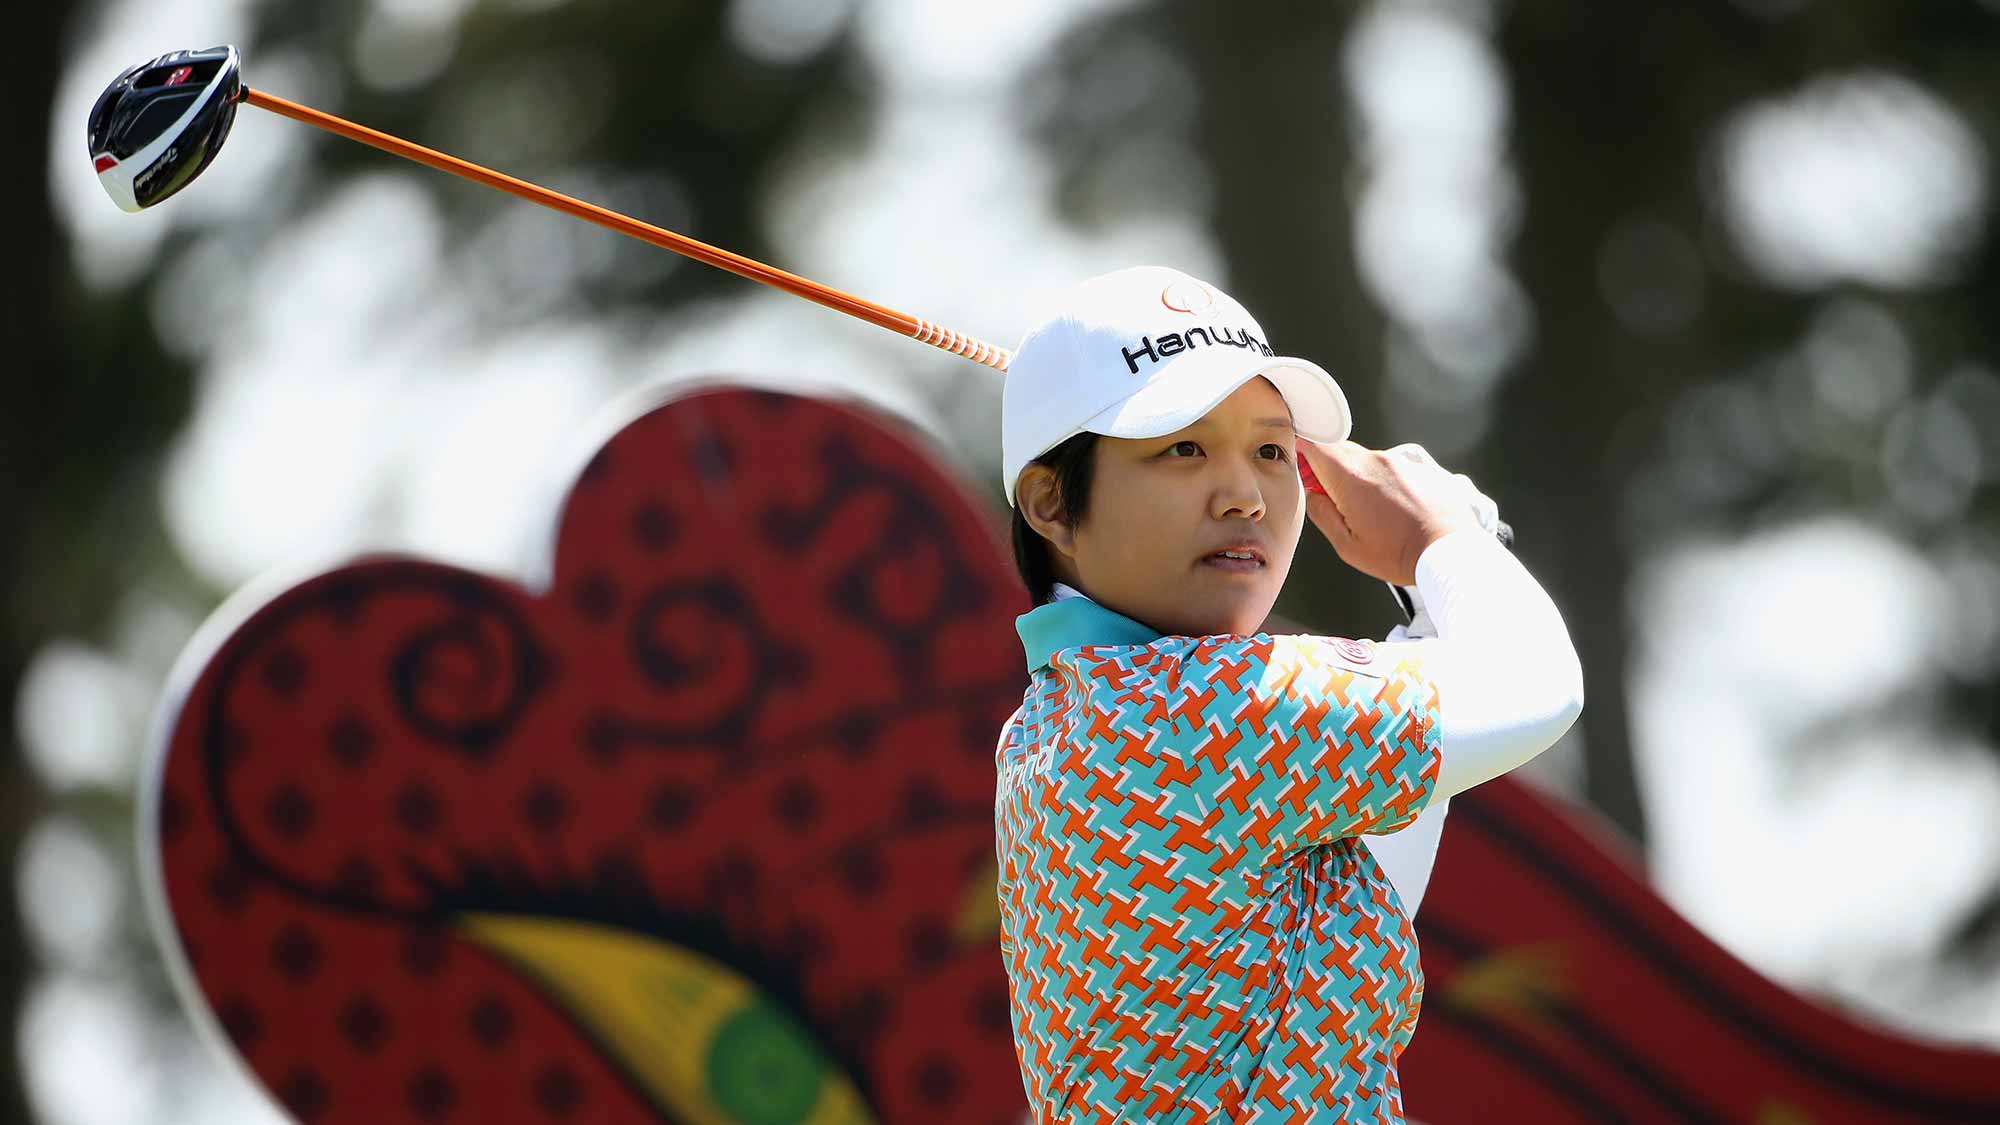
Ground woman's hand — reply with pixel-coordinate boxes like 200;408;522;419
1299;441;1476;586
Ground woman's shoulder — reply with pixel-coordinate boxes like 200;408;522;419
1184;631;1424;678
1046;632;1427;699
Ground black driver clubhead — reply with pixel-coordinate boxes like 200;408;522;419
89;45;242;213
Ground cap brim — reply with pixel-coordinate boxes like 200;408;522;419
1078;349;1351;446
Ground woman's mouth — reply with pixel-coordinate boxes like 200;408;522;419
1201;547;1266;573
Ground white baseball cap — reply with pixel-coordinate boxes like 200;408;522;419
1001;266;1351;506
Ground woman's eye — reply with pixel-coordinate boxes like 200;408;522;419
1166;441;1203;458
1259;444;1290;462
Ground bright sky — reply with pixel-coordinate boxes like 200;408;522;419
30;0;2000;1121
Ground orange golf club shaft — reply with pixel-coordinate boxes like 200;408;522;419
238;86;1012;371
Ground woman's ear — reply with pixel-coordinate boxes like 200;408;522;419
1016;465;1079;562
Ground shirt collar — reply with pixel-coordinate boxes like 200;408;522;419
1016;588;1162;672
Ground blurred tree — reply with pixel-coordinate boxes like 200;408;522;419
9;1;202;1120
1499;2;2000;999
1496;0;2000;877
6;5;52;1117
13;0;875;1118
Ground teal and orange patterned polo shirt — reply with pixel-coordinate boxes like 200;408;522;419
994;595;1443;1123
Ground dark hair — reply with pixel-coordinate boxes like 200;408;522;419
1011;432;1100;605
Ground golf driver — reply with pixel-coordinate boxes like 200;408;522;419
88;44;1012;371
86;44;1512;553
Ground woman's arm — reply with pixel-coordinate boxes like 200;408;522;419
1354;527;1576;912
1415;529;1584;799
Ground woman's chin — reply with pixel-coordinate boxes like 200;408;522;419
1157;595;1277;639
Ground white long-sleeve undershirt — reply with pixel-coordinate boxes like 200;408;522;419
1358;528;1584;912
1413;528;1585;799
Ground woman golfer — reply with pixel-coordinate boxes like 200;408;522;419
994;266;1583;1123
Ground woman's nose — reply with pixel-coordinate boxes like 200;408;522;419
1211;464;1266;521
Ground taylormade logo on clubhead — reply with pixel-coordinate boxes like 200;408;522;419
88;45;241;213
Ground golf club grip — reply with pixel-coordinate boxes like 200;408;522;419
237;87;1013;372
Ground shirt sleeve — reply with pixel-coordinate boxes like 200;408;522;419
1055;632;1442;874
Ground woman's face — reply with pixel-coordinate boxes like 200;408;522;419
1034;376;1304;637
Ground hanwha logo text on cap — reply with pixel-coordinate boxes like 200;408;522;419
1161;280;1218;318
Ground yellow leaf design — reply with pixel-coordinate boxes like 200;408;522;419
460;914;875;1125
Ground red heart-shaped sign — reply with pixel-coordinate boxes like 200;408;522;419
145;385;1031;1123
